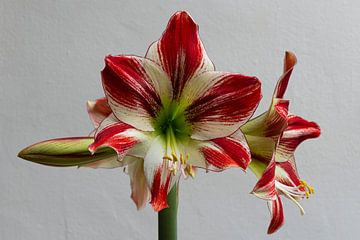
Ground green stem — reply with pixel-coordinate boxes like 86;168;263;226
158;184;178;240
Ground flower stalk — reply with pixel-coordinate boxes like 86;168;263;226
158;184;178;240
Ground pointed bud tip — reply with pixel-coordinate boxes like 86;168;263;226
17;148;30;160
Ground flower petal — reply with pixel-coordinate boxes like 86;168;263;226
273;51;297;99
126;157;150;210
87;97;112;129
241;98;289;138
275;160;301;187
187;130;251;171
267;194;284;234
101;55;172;131
242;99;289;164
145;11;214;98
276;114;321;163
245;135;275;165
251;159;277;200
143;136;175;211
182;71;261;140
88;114;148;160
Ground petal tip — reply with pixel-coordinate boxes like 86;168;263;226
88;144;96;154
284;51;297;73
173;10;194;21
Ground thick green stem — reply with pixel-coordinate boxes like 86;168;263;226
158;184;178;240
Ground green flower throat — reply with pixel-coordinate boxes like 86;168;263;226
153;101;194;178
154;101;191;142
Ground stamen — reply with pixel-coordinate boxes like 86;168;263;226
185;164;195;178
171;153;178;162
170;163;178;176
163;155;173;161
299;179;315;199
281;188;306;215
161;123;194;179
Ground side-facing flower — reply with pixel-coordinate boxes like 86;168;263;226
87;11;262;212
241;52;321;234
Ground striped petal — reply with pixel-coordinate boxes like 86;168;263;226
273;51;297;99
145;11;214;98
251;159;276;200
275;161;307;216
88;114;149;161
101;55;172;131
87;97;112;129
276;160;301;187
267;194;284;234
126;157;150;210
275;161;306;214
241;98;289;138
242;99;289;165
276;114;321;163
143;136;176;211
187;130;251;171
182;71;261;140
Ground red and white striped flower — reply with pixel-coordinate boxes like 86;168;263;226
86;11;262;212
241;52;321;234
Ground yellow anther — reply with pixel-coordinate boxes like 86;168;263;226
180;154;186;164
186;164;195;178
180;154;189;165
300;179;315;199
163;155;173;161
170;167;177;176
171;153;178;162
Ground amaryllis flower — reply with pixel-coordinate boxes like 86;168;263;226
241;52;321;234
86;11;262;212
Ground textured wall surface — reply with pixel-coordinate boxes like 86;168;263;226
1;1;359;239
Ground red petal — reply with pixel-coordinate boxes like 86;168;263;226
252;159;277;200
142;136;176;212
267;194;285;234
150;167;172;211
186;72;262;140
277;114;321;162
146;11;214;98
283;114;321;141
201;130;251;170
273;51;297;99
88;119;142;158
276;160;301;187
102;55;171;131
242;98;289;138
87;98;112;128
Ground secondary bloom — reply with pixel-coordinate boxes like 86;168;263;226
241;52;321;234
87;11;262;211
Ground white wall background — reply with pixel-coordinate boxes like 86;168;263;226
1;1;359;239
